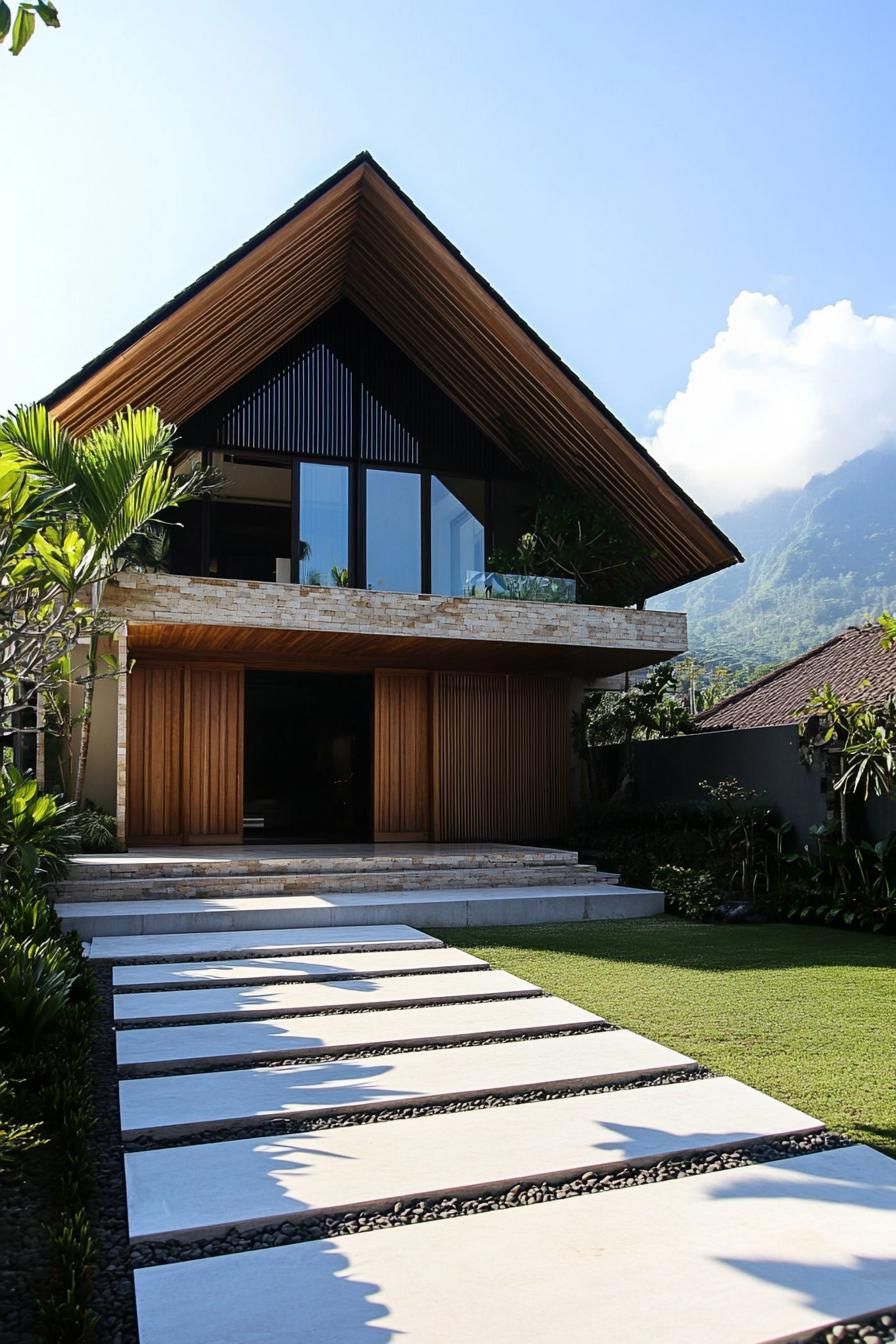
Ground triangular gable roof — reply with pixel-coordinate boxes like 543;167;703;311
46;151;741;595
693;623;895;731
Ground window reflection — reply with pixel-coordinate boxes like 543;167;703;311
365;469;421;593
431;475;485;596
299;463;349;586
209;453;292;582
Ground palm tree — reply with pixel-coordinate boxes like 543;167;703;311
0;403;217;806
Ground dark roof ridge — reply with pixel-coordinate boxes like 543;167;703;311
43;151;741;571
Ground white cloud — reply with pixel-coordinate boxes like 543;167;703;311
645;291;896;514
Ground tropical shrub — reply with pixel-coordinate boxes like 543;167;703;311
0;765;79;891
0;935;80;1049
75;801;119;853
0;879;61;941
652;864;720;920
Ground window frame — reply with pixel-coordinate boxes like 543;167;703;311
188;446;496;595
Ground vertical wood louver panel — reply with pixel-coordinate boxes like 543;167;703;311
126;661;184;844
373;670;432;840
433;672;569;842
184;665;244;844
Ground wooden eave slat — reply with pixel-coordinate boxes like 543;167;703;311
50;171;365;435
347;175;731;578
48;158;738;589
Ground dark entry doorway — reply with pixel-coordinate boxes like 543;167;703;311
243;671;372;842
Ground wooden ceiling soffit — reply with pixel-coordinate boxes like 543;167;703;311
125;622;676;678
47;154;740;591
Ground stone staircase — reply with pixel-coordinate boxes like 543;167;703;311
54;843;665;944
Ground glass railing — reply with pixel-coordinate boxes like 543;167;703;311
463;571;577;604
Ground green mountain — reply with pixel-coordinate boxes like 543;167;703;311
653;443;896;668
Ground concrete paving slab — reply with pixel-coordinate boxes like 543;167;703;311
133;1145;896;1344
118;1029;693;1138
64;883;662;938
124;1077;823;1240
89;924;442;963
116;996;604;1074
113;969;538;1023
112;947;488;990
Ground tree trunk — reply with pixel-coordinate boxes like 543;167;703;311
74;634;98;808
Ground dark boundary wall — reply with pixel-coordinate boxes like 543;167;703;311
630;723;896;845
631;725;825;846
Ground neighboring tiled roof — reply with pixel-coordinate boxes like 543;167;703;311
693;623;895;731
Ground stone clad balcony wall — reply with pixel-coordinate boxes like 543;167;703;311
103;573;687;655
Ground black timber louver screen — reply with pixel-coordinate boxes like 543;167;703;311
182;300;520;478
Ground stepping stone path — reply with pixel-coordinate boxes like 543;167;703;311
95;922;896;1342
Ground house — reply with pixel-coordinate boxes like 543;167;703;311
48;153;740;848
631;622;896;842
692;622;895;733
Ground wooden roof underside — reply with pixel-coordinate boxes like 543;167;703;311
126;621;678;679
47;154;740;595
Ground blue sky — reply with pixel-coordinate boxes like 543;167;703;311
4;1;896;514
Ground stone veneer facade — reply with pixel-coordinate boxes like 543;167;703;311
103;573;687;654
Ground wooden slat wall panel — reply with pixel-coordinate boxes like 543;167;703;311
433;672;569;843
373;671;431;840
127;662;184;844
184;665;244;844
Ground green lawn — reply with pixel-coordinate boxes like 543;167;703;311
429;917;896;1157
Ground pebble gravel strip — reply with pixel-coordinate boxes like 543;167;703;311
124;1065;711;1151
113;988;546;1029
140;1020;617;1076
806;1313;896;1344
89;964;139;1344
129;1129;852;1268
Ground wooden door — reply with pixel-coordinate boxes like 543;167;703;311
126;661;185;845
432;672;569;842
183;665;244;844
373;670;431;841
126;660;244;845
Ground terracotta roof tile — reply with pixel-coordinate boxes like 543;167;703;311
693;624;895;732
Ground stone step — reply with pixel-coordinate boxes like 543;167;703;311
123;1077;823;1242
116;996;604;1074
62;883;664;941
112;946;489;991
113;969;539;1025
66;844;582;883
90;924;442;964
118;1029;695;1139
133;1145;896;1344
55;863;610;902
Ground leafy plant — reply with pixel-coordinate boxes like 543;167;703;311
0;1;59;55
652;864;719;920
583;663;691;749
0;766;78;891
698;777;784;903
488;433;652;605
2;403;219;805
74;802;119;854
40;1208;98;1344
0;1074;46;1167
0;879;61;941
0;935;79;1049
799;679;896;840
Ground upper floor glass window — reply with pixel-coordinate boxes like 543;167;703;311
365;468;421;593
209;452;292;582
299;463;349;586
431;475;486;596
